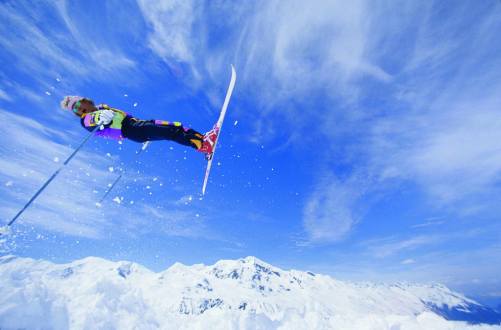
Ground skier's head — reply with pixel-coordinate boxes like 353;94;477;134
60;96;97;117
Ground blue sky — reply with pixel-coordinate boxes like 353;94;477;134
1;0;501;306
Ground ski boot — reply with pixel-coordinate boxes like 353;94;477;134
198;126;220;160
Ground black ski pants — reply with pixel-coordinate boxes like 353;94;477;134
122;116;203;149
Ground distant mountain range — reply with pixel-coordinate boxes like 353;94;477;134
0;255;500;329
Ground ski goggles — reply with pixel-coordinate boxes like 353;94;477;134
72;100;82;113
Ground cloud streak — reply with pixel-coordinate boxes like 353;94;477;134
302;174;368;243
0;0;137;96
137;0;195;64
363;235;439;258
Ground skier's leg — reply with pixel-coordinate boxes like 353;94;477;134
152;120;204;149
123;119;203;149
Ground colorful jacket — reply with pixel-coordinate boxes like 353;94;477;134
80;104;128;140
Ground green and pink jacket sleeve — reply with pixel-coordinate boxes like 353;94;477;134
80;105;128;140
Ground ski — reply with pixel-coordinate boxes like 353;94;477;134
202;65;237;195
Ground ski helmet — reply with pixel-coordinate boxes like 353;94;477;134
60;96;83;113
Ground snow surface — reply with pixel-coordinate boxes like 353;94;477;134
0;255;499;330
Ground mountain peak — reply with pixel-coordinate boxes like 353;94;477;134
240;255;266;265
209;256;283;282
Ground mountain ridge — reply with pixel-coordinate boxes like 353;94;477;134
0;255;500;329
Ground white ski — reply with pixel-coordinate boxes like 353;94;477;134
202;65;237;195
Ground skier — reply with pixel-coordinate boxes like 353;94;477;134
60;96;218;155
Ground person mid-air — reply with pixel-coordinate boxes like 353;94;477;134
60;95;218;156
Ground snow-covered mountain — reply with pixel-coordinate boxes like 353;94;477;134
0;255;500;329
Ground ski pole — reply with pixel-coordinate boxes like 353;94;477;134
97;141;150;204
6;127;98;227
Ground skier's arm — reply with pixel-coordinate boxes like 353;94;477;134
80;109;127;140
81;110;114;129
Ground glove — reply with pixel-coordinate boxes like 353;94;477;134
96;110;114;125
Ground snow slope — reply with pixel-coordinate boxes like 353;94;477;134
0;255;499;330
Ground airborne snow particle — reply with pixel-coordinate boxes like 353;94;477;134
45;91;51;96
234;120;238;126
124;94;128;97
53;157;60;162
0;225;10;236
108;167;114;172
5;181;13;187
133;102;138;107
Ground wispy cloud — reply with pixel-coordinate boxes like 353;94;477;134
363;235;439;258
401;258;415;265
307;227;501;294
238;0;389;100
0;0;137;94
136;0;194;64
302;1;501;221
369;78;501;213
324;244;501;296
136;0;390;119
362;3;501;213
411;219;445;229
357;222;501;264
0;88;12;102
54;1;137;77
131;203;208;239
302;174;368;243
